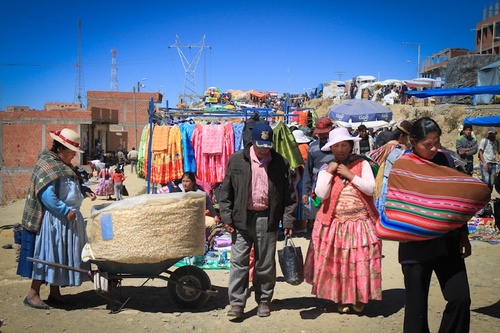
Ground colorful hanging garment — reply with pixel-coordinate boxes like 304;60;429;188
151;125;169;151
202;124;225;154
232;122;245;151
149;125;184;184
138;124;150;178
166;125;184;181
193;122;234;183
271;122;304;170
150;126;171;184
298;110;309;126
179;122;196;173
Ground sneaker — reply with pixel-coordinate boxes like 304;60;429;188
227;305;243;318
337;304;350;313
257;301;270;317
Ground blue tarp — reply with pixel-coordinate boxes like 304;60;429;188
475;61;500;104
406;85;500;98
463;115;500;127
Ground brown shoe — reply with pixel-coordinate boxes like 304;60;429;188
257;301;270;317
227;305;244;318
352;303;365;313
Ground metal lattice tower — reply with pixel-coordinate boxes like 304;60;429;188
110;49;119;91
74;19;86;107
169;34;211;105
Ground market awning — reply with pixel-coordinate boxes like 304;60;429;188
406;85;500;98
463;115;500;127
248;90;267;98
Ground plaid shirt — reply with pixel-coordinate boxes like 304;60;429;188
22;150;76;232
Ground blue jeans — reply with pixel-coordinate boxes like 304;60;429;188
480;162;499;190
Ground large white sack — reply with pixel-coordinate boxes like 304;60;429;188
87;192;206;264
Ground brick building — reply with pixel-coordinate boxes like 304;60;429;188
420;48;474;79
0;91;162;204
475;2;500;54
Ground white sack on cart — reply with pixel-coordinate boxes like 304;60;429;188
85;192;206;264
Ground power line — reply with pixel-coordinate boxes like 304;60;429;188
168;34;211;105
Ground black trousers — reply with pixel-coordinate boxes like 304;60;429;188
401;255;470;333
464;162;473;176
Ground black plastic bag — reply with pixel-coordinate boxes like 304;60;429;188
278;235;304;285
121;185;129;196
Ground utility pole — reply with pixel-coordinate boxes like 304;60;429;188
133;78;146;148
336;71;345;81
110;49;119;91
403;42;421;78
74;19;86;107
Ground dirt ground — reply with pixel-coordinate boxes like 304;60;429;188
1;108;500;332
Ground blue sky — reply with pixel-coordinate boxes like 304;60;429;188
0;0;493;110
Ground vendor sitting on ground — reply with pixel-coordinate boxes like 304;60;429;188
180;172;220;220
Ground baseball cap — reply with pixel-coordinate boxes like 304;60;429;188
252;123;273;148
488;127;497;134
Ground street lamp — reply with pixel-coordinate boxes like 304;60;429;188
133;78;146;149
137;77;147;92
403;42;421;78
133;86;137;149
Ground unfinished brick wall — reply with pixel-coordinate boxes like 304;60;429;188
87;91;162;149
0;91;161;204
0;110;88;204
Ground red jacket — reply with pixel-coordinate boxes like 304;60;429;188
111;172;125;183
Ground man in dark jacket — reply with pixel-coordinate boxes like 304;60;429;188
220;123;296;319
456;124;478;175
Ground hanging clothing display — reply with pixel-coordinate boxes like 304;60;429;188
137;124;150;177
179;122;196;173
298;110;309;126
202;124;225;154
138;113;306;188
150;125;183;184
192;122;235;183
271;121;304;170
232;122;245;151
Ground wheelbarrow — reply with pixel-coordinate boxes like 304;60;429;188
27;256;217;313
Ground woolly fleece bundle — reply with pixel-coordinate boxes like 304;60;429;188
87;192;206;264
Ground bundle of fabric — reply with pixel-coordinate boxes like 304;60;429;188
86;192;206;263
376;153;491;241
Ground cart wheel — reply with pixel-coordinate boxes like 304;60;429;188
167;266;211;308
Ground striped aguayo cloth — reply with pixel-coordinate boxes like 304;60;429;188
375;153;490;242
